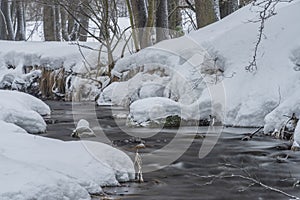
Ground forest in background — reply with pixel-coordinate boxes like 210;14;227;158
0;0;252;44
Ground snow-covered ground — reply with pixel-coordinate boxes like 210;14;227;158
0;90;134;199
99;0;300;138
1;1;300;146
0;17;133;101
1;2;300;197
0;40;102;99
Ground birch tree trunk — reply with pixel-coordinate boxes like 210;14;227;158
2;0;14;40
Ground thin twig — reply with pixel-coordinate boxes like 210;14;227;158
246;0;294;72
199;173;300;199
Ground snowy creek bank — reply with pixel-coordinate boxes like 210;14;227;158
43;101;300;200
98;0;300;146
0;41;106;101
0;92;135;200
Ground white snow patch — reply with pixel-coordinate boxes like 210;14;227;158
0;90;50;133
0;91;135;199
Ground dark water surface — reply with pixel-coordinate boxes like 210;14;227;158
43;101;300;200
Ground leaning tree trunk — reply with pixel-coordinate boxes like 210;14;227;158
195;0;217;29
156;0;169;42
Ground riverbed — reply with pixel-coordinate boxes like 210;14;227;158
42;101;300;200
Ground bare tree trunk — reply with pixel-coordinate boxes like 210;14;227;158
213;0;221;20
54;4;62;41
130;0;147;28
239;0;253;7
15;0;26;40
195;0;217;29
67;11;74;35
126;0;140;51
101;0;114;75
141;0;155;48
0;0;7;40
78;0;89;42
168;0;182;30
43;3;56;41
219;0;239;19
2;0;14;40
130;0;147;46
156;0;169;42
60;6;69;41
67;0;79;41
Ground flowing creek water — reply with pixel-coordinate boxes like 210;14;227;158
42;101;300;200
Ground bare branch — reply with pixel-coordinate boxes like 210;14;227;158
197;168;300;199
246;0;294;72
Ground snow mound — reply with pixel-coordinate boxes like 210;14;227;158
0;121;134;199
0;41;98;74
0;92;135;199
0;90;50;133
129;97;182;125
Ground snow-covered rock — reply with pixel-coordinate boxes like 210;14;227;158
0;90;50;133
71;119;96;138
128;97;182;125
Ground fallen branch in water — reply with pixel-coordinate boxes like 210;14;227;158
195;162;300;200
200;174;299;199
241;126;264;141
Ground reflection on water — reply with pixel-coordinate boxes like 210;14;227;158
43;101;300;200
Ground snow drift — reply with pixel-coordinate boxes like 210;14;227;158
0;90;135;199
99;0;300;137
